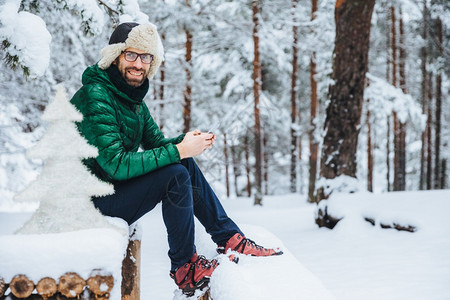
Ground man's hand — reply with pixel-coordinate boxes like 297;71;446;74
176;130;216;159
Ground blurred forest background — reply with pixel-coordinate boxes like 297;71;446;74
1;0;448;211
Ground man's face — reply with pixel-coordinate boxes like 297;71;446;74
114;47;151;88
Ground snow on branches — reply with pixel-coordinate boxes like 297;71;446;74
0;0;51;78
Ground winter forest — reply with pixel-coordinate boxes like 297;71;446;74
1;0;449;299
1;0;449;212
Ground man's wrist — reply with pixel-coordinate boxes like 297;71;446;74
176;143;186;160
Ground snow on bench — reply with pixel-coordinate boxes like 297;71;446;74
0;221;141;300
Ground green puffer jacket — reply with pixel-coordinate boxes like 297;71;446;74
70;64;184;183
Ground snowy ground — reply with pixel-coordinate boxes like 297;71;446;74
1;190;450;299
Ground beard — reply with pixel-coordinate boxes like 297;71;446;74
115;59;150;87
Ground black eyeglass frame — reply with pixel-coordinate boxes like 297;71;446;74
121;51;154;64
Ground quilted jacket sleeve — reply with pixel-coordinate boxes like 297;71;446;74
140;104;185;150
74;85;182;181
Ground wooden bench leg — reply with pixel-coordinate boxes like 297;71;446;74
121;236;141;300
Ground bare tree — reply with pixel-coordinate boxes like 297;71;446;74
367;99;373;192
290;0;299;193
419;0;428;190
308;0;319;202
224;133;230;198
396;5;407;190
252;0;263;205
434;17;443;189
183;0;193;133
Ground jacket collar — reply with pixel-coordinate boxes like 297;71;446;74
82;64;149;105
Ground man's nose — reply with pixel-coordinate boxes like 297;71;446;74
132;57;144;68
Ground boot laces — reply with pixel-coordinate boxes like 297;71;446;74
195;255;215;270
236;236;266;253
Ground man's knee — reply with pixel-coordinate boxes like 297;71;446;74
164;164;193;208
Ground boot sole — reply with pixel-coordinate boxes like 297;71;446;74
182;277;210;297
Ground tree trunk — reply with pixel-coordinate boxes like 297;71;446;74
386;116;391;191
390;5;403;191
159;33;166;131
315;0;375;229
224;133;230;198
397;6;407;191
298;134;304;194
308;0;319;203
244;134;252;197
263;132;269;195
426;72;433;190
183;0;193;133
441;159;447;189
385;4;391;192
230;144;242;197
290;0;299;193
252;0;263;205
316;0;376;201
392;111;400;191
434;17;442;189
390;5;397;89
367;100;373;192
419;0;428;190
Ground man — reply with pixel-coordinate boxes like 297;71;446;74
70;22;282;295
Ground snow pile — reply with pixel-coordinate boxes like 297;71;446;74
170;224;335;300
0;218;129;300
0;0;51;77
208;227;335;300
321;189;450;234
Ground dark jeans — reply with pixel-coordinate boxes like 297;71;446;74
92;158;242;271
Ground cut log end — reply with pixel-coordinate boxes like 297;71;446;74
36;277;57;298
87;274;114;297
10;274;34;298
58;272;86;298
0;277;6;298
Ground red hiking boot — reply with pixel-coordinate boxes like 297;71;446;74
217;233;283;256
170;252;218;296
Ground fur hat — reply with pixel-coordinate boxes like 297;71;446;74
98;22;164;79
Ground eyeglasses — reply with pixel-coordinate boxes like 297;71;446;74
122;51;154;64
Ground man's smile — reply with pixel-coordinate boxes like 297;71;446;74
128;69;144;77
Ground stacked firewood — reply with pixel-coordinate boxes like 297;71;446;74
0;228;141;300
0;271;113;299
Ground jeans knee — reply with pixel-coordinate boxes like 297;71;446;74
169;163;190;185
164;164;192;206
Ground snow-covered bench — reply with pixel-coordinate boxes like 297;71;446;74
0;87;143;299
0;225;141;300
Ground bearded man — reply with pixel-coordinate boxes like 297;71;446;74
70;22;282;296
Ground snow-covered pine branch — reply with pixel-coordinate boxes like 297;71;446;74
0;0;51;78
